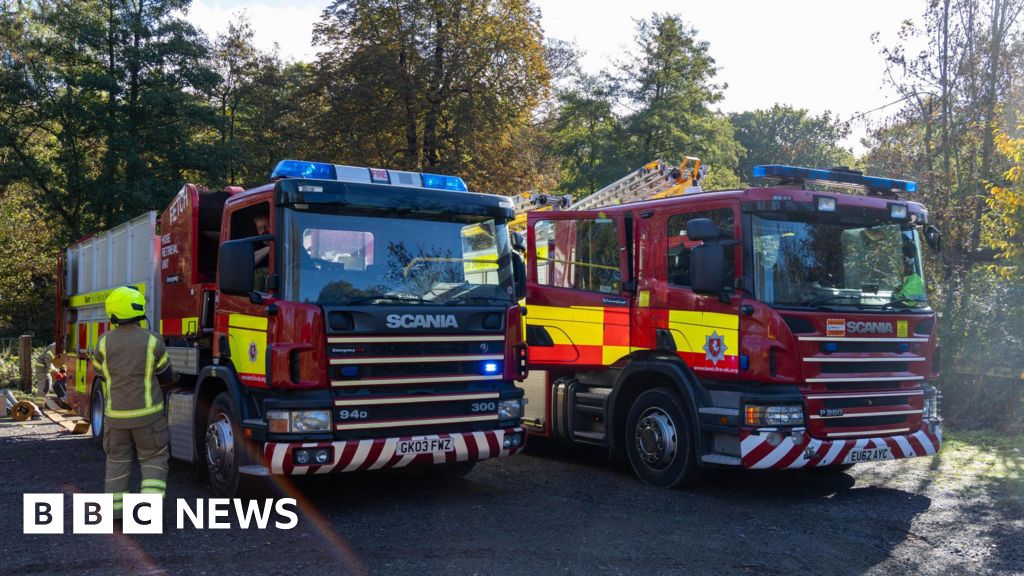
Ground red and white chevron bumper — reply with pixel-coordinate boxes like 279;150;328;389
263;427;525;475
740;421;942;470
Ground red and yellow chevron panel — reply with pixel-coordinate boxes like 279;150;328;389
665;310;739;374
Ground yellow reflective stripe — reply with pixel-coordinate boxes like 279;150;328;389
144;336;157;408
100;337;113;414
155;352;170;370
141;488;165;494
112;492;124;501
112;502;124;510
106;403;164;419
141;479;166;488
228;314;267;331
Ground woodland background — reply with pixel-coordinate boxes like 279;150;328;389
1;0;1021;429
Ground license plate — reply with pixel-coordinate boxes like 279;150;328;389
396;437;454;456
844;446;893;464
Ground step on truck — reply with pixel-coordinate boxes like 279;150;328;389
519;163;943;487
57;160;528;495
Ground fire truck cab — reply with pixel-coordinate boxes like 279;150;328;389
521;165;943;487
60;160;528;496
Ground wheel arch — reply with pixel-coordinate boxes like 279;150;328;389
607;356;709;458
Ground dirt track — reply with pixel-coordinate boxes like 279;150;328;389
1;419;1021;575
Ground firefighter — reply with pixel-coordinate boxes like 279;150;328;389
34;342;65;398
93;286;175;519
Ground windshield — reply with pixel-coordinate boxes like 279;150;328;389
281;208;515;306
750;214;927;309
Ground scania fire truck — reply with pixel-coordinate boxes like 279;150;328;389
57;160;528;495
519;163;943;487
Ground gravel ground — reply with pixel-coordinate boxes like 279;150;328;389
1;418;1021;576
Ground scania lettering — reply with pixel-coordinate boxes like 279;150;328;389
847;321;894;334
386;314;459;329
517;161;942;487
56;160;527;496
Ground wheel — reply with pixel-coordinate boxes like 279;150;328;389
625;388;701;488
90;384;105;445
206;392;259;497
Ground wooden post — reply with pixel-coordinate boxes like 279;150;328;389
19;334;32;393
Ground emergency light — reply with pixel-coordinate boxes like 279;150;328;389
752;165;916;195
271;160;469;192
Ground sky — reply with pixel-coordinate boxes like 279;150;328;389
185;0;928;154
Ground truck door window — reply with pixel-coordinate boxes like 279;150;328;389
229;203;271;292
535;218;621;293
666;209;735;287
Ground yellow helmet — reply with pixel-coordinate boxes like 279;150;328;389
105;286;147;325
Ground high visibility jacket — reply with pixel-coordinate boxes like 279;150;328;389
92;323;172;429
35;343;64;371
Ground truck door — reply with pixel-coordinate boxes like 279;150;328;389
214;201;274;388
526;211;631;369
658;204;742;378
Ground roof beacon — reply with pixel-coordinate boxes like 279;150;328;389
270;160;469;192
752;164;916;196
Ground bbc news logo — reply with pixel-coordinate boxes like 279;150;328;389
24;494;298;534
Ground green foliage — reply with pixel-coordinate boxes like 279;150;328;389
730;104;853;185
0;186;56;341
547;13;742;196
312;0;551;196
0;0;218;242
986;120;1024;280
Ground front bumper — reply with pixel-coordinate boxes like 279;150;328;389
263;427;526;475
740;420;942;470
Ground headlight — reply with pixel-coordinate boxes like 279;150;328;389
498;399;522;420
266;410;332;433
922;395;939;419
745;404;804;426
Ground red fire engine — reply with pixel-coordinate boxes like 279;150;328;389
518;163;943;487
57;161;528;495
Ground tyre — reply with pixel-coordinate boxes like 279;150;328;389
90;384;105;446
625;388;701;488
205;392;259;497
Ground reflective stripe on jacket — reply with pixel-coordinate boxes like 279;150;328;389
93;324;171;429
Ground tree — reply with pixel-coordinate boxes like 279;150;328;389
730;105;853;185
986;120;1024;281
312;0;551;196
0;0;218;242
0;184;57;341
615;14;742;188
548;72;630;197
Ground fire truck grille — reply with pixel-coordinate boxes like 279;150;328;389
329;342;497;357
822;395;911;409
823;381;903;391
821;341;908;354
819;361;911;373
823;414;908;428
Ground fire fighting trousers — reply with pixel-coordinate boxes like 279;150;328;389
103;418;169;518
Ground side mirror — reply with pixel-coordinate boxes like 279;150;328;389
924;225;942;252
512;251;527;300
511;231;526;253
686;217;721;242
691;243;725;295
219;239;256;296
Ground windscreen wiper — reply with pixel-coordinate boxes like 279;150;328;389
444;295;514;306
801;294;862;308
881;296;927;310
344;294;432;305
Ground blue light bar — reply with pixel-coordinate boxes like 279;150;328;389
271;160;337;180
752;165;916;194
421;172;468;192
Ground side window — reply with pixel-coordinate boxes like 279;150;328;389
666;208;735;287
535;218;621;293
229;203;271;292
